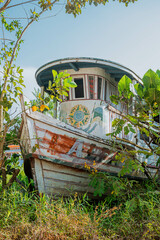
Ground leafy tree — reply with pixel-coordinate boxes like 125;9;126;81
108;69;160;182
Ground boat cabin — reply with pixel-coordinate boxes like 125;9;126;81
35;58;141;139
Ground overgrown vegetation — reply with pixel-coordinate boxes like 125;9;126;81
107;69;160;182
0;168;159;240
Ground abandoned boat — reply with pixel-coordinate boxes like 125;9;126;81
20;57;158;197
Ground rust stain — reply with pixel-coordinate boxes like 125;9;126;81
36;127;76;155
87;144;96;155
35;125;111;161
54;144;70;154
56;135;75;147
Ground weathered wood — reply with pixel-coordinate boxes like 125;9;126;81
33;159;94;196
19;94;32;154
42;161;89;179
44;178;93;192
43;170;90;186
34;158;45;193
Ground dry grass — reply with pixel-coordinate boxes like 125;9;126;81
0;179;160;240
0;190;108;240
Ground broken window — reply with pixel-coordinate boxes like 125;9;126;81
104;80;108;101
74;78;84;98
98;77;102;99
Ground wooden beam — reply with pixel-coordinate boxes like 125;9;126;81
69;63;79;71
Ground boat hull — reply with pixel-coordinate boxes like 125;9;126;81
20;108;157;197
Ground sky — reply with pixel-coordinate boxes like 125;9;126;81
12;0;160;99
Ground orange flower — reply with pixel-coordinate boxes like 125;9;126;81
32;106;38;112
121;157;125;163
40;105;49;112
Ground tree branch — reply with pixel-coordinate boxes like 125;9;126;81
107;104;156;138
0;0;11;13
1;0;38;11
114;136;150;151
2;168;20;190
0;0;58;101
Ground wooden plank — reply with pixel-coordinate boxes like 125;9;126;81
34;158;45;193
44;177;90;189
44;178;94;193
43;170;90;185
19;94;31;153
42;160;89;179
43;168;89;179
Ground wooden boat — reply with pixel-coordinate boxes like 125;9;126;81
20;58;158;197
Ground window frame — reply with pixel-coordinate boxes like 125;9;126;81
72;75;86;100
97;76;103;100
104;79;108;101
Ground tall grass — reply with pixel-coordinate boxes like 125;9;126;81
0;169;159;240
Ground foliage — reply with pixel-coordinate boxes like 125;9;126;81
107;69;160;181
31;70;77;118
0;173;159;240
66;0;138;16
47;69;77;102
31;88;55;116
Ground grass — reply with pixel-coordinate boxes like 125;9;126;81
0;169;160;240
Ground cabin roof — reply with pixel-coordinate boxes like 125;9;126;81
35;57;142;87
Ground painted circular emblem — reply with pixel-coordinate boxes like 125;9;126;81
74;110;84;122
69;105;90;128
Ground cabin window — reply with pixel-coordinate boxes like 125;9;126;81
104;80;108;101
74;78;84;98
98;77;102;99
88;76;94;99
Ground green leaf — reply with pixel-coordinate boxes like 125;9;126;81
156;69;160;78
32;146;37;153
112;118;120;127
61;90;68;96
52;70;57;80
65;81;77;88
129;126;136;133
128;123;136;133
134;83;144;98
110;95;119;105
124;126;129;135
118;75;133;99
48;80;52;88
58;72;64;79
141;128;149;137
44;97;50;103
142;69;160;90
